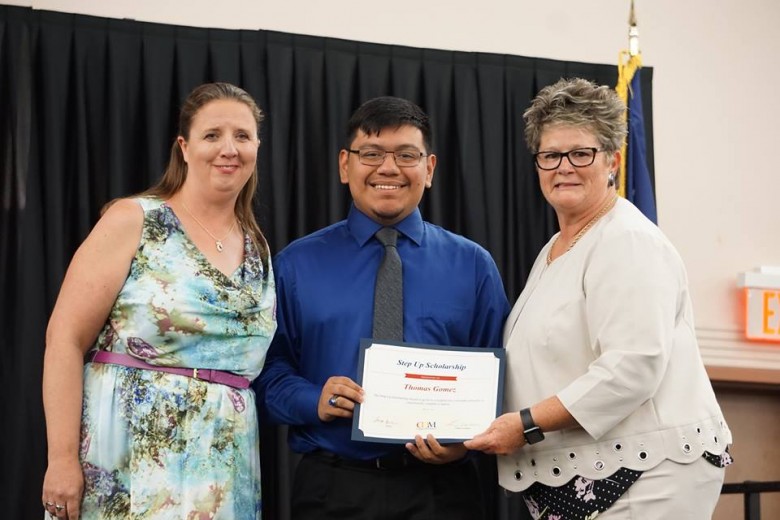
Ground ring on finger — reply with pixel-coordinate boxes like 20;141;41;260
328;394;340;407
44;501;54;508
55;504;66;511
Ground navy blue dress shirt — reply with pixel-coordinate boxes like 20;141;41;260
257;205;510;460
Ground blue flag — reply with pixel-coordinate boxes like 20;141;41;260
625;69;657;224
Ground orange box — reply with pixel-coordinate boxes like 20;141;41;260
738;267;780;342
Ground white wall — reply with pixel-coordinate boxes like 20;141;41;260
6;0;780;374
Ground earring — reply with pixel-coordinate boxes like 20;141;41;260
607;172;616;187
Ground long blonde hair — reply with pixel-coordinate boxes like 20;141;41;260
137;82;269;272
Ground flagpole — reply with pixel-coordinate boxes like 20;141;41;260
628;0;640;57
616;0;642;199
615;0;658;223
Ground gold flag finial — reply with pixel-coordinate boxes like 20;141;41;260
628;0;640;56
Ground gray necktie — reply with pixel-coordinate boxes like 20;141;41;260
373;227;403;341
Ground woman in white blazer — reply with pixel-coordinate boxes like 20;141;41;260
466;78;731;519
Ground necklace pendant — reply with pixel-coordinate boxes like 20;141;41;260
216;240;224;252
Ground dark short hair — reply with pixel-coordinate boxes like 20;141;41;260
345;96;433;152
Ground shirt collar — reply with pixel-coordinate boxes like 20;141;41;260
347;204;424;247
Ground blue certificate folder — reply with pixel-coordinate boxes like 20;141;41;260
351;339;505;444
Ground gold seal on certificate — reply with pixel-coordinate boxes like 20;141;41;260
352;339;505;443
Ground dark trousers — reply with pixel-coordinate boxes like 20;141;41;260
291;451;486;520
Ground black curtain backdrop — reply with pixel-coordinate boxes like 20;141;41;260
0;6;654;519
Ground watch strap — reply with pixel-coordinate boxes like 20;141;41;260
519;407;545;444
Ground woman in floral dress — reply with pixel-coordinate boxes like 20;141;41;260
41;82;276;519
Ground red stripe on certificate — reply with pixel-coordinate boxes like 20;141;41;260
405;373;458;381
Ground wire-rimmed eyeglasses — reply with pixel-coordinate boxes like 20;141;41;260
533;147;606;170
347;148;428;167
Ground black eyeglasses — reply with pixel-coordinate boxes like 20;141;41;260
533;147;606;170
347;148;428;167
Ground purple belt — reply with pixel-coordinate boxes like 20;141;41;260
89;350;251;389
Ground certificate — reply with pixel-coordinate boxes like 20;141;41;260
351;339;505;443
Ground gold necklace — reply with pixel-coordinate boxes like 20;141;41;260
547;195;618;265
180;201;237;253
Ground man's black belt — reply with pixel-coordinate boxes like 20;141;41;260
307;449;431;471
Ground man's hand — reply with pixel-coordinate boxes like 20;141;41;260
317;376;364;421
405;435;468;464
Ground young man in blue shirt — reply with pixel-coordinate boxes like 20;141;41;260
258;96;510;520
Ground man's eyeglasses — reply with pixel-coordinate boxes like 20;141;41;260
347;149;428;167
533;147;606;170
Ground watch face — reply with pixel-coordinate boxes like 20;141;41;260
525;426;544;444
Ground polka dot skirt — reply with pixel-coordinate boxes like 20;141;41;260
520;449;731;519
522;468;642;520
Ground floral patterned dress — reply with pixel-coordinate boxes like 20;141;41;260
78;197;276;519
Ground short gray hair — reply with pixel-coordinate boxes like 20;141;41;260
523;77;627;153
